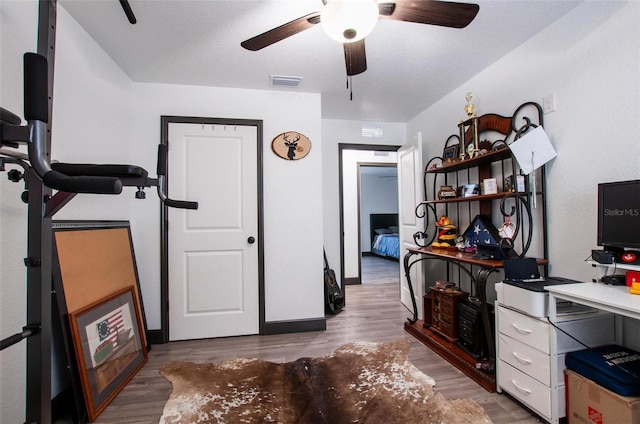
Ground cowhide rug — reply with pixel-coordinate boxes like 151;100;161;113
159;339;492;424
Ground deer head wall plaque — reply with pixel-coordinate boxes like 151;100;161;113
271;132;311;160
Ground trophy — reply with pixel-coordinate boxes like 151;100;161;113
459;92;479;159
464;92;477;118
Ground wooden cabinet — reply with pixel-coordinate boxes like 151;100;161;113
430;286;467;341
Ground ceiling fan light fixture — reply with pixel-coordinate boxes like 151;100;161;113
321;0;379;43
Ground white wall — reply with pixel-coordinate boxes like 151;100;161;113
130;83;323;324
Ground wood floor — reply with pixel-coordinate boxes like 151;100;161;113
91;260;540;424
361;254;400;284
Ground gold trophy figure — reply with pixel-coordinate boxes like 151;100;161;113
464;92;476;118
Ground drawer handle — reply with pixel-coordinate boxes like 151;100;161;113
511;379;532;394
511;323;533;334
512;351;533;365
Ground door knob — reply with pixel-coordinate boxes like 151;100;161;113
247;236;255;244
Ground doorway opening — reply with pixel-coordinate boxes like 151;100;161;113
360;164;400;284
338;144;400;291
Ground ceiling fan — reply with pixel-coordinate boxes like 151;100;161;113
241;0;480;77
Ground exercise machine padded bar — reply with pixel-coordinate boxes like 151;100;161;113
23;53;124;195
42;170;123;194
51;163;148;180
24;53;48;123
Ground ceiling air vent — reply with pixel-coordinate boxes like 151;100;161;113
270;75;303;88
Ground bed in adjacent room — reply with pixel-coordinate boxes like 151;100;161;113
370;213;400;260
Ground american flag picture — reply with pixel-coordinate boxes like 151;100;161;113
86;302;134;368
96;309;125;344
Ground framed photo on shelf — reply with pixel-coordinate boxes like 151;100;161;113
442;144;459;161
68;287;147;421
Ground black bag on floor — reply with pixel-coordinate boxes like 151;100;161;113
324;250;344;314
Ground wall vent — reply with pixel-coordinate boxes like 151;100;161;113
271;75;303;88
362;126;384;138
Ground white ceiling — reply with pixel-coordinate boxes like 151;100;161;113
59;0;582;122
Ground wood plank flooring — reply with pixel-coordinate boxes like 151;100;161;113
361;255;400;284
90;261;540;424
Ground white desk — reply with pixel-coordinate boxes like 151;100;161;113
546;282;640;322
545;282;640;424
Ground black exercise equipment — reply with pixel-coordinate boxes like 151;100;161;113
0;1;197;423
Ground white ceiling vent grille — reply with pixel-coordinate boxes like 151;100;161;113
270;75;303;88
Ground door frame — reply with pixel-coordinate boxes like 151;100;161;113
338;144;400;291
156;115;264;344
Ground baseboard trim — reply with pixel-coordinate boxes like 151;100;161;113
344;277;361;285
262;318;326;335
147;329;165;345
147;319;327;341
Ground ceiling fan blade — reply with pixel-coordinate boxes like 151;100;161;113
119;0;137;24
344;39;367;76
379;0;479;29
241;12;321;51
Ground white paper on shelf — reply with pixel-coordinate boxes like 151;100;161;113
508;126;557;175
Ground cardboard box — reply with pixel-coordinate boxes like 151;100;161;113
567;369;640;424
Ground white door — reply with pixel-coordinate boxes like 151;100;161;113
167;122;259;341
397;132;424;316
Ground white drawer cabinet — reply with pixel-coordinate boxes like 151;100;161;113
497;360;564;420
495;303;614;424
498;333;552;385
497;306;553;353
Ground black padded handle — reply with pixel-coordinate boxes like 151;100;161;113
23;53;48;123
163;199;198;210
1;107;22;125
0;326;38;351
42;170;123;194
0;333;26;351
157;144;168;176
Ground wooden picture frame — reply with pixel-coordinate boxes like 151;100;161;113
443;144;459;161
52;221;147;341
68;287;148;421
52;220;149;421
